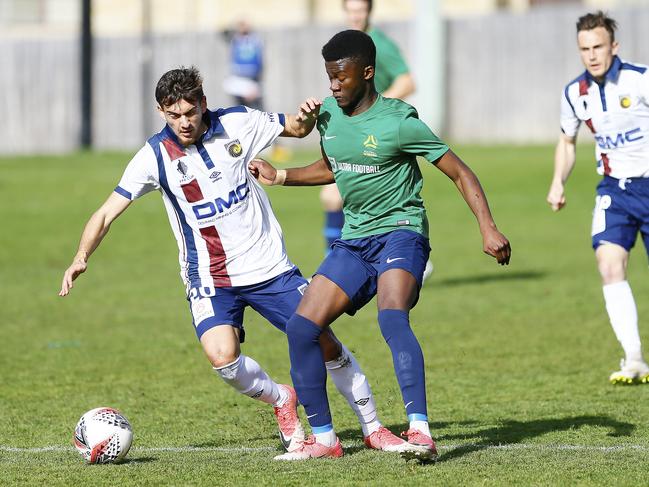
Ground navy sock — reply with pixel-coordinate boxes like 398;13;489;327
378;309;427;418
324;211;344;253
286;314;332;429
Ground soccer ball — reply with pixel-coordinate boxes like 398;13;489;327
73;407;133;464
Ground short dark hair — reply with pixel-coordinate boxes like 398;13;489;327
322;29;376;68
343;0;372;12
155;66;204;107
576;11;617;42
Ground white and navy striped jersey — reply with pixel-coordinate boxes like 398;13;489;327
115;106;294;292
561;56;649;179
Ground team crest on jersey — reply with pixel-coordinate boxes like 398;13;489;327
225;139;243;158
619;95;632;109
176;159;194;182
363;134;378;158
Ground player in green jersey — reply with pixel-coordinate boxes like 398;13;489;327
319;0;433;279
250;30;511;461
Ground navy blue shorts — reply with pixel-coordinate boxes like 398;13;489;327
316;229;431;315
591;176;649;257
187;267;309;340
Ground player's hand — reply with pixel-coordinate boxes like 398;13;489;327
59;255;88;296
482;228;511;265
295;97;322;123
249;158;284;185
546;181;566;211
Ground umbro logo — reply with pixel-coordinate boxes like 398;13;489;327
250;389;264;398
354;397;370;406
209;171;222;182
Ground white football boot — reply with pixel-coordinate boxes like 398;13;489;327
609;359;649;385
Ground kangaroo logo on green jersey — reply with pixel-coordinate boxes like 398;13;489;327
363;135;378;158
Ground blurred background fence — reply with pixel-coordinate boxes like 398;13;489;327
1;1;649;154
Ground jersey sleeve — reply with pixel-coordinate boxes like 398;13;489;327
398;115;449;164
114;144;160;201
244;108;285;155
379;37;410;81
639;70;649;106
559;86;580;137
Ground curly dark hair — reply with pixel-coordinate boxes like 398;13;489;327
322;29;376;68
155;66;204;107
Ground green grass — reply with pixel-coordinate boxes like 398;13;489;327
2;145;649;485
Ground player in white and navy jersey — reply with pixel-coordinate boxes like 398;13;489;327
60;67;411;453
547;12;649;385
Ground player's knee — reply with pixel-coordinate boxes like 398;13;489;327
318;329;342;362
595;249;627;284
207;348;240;369
212;354;241;379
598;264;626;284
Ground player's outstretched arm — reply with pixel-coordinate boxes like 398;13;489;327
547;133;577;212
435;150;511;265
281;97;322;138
249;157;334;186
59;192;132;296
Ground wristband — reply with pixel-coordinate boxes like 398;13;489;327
274;169;287;186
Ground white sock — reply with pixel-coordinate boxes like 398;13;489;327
325;344;381;437
314;428;337;447
410;420;431;437
213;355;284;406
603;281;643;363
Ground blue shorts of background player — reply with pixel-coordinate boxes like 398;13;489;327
317;229;431;314
592;176;649;257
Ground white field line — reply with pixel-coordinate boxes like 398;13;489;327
2;443;649;454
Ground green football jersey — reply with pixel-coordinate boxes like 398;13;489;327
317;95;449;240
368;27;409;94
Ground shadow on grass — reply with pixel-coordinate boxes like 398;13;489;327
434;270;546;287
434;415;633;463
338;415;634;460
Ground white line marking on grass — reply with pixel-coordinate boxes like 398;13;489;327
0;446;275;453
3;443;649;454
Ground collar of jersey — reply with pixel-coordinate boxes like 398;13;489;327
584;55;622;85
336;93;382;121
161;109;225;149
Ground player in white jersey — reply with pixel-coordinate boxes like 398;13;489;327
59;67;414;453
547;12;649;385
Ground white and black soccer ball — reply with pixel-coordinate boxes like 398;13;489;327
73;407;133;464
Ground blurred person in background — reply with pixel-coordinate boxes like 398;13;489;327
547;11;649;385
223;20;290;161
223;20;263;109
319;0;433;280
60;66;410;454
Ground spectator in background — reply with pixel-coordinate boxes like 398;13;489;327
319;0;432;280
223;20;291;162
223;20;264;110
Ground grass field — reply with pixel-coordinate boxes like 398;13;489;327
2;144;649;486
